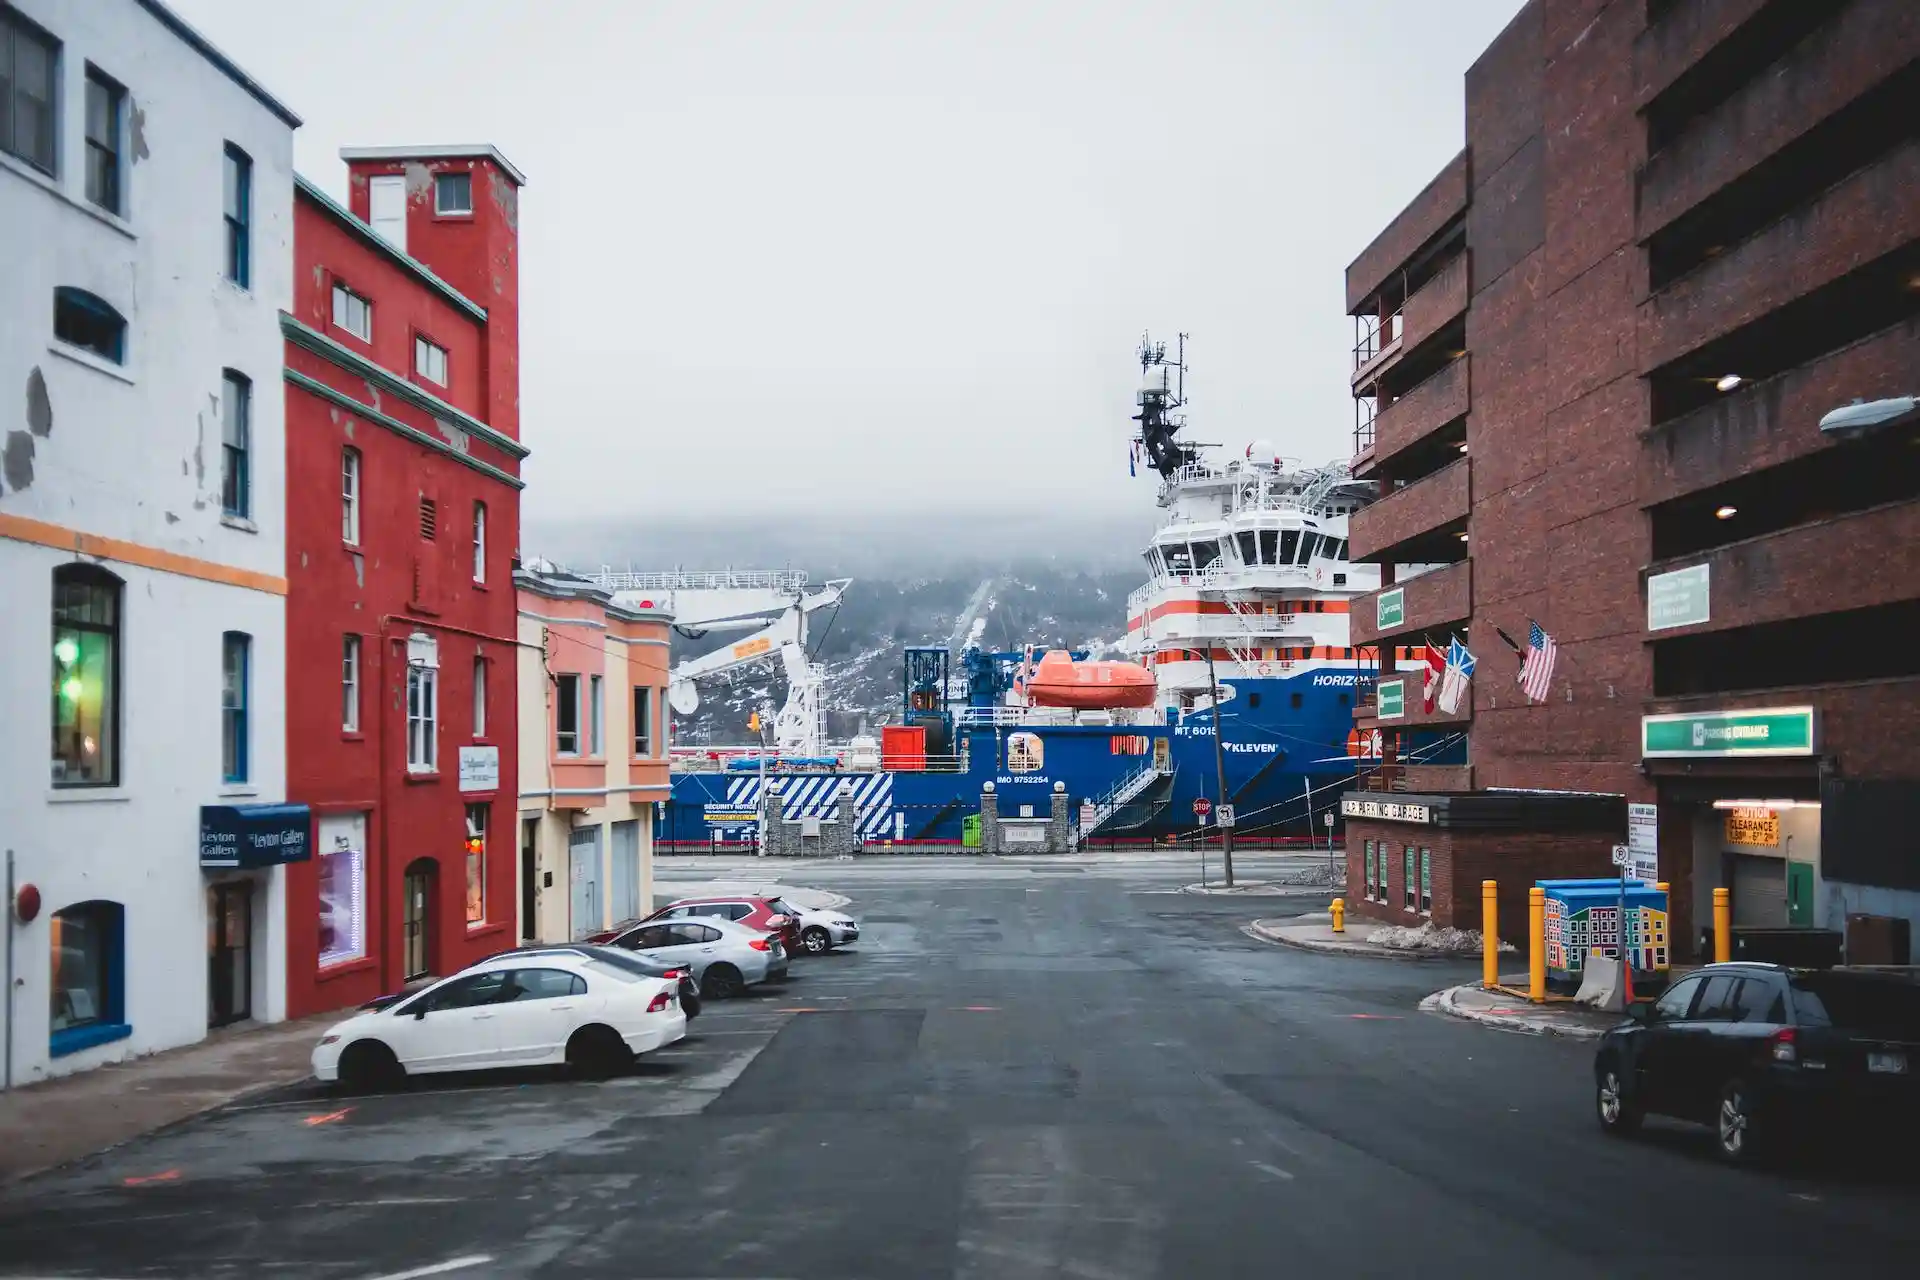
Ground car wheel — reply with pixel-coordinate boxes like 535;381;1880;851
702;963;745;999
566;1025;631;1080
337;1039;403;1092
802;926;832;955
1595;1061;1641;1136
1715;1079;1764;1165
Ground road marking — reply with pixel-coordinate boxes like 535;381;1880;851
959;1006;998;1012
304;1197;463;1209
1346;1014;1403;1020
361;1254;494;1280
304;1107;355;1126
1250;1161;1295;1181
775;1007;824;1013
121;1169;181;1186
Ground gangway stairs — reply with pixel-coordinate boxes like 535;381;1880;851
1076;759;1173;846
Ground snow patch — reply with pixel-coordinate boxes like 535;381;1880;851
1365;921;1513;954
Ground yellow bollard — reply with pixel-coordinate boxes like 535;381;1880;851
1482;880;1499;989
1713;886;1731;963
1330;897;1345;933
1528;887;1547;1004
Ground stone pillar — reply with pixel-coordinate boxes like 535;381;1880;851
1049;781;1070;853
980;782;1000;855
764;783;791;858
834;781;855;857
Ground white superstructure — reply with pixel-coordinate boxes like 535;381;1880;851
0;0;299;1084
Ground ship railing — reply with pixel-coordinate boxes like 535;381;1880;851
1078;759;1175;845
585;568;810;593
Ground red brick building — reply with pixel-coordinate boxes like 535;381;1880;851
1339;0;1919;958
282;146;529;1015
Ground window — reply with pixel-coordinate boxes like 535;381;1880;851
53;288;126;364
331;282;371;342
342;635;361;732
220;371;250;518
1;9;57;174
221;632;250;783
407;637;438;772
465;804;488;926
1289;691;1303;710
1419;847;1432;914
1653;975;1705;1020
223;144;251;287
414;336;448;386
507;969;587;1001
341;448;361;544
49;901;128;1056
589;675;604;755
472;656;487;738
418;495;437;540
316;825;366;967
1403;847;1416;911
52;565;121;787
634;686;653;757
83;66;123;214
554;673;580;754
434;171;472;214
472;502;487;582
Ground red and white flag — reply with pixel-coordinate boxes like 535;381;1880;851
1421;644;1446;713
1519;620;1559;703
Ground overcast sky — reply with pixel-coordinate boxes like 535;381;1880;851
172;0;1523;528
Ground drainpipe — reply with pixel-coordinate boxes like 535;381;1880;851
375;623;393;996
4;848;13;1091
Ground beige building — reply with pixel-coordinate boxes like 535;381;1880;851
515;566;672;943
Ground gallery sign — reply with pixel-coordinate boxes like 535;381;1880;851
200;804;312;869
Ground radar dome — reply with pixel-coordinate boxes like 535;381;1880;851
1246;440;1281;467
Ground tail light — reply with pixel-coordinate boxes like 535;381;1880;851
662;968;687;980
1769;1027;1798;1063
748;937;772;952
647;988;673;1013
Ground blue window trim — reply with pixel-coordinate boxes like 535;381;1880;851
53;287;128;364
223;632;250;783
224;144;252;288
221;370;251;517
48;899;128;1057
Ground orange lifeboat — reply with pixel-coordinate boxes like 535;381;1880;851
1021;649;1158;710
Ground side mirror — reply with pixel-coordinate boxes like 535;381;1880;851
1626;1002;1652;1024
413;1005;430;1020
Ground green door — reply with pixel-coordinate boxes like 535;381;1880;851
1786;861;1814;927
962;814;982;848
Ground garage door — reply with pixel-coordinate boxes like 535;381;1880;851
1732;854;1788;928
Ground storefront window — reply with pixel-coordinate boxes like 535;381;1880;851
52;565;121;787
50;900;127;1055
317;845;367;967
1364;841;1376;900
1404;847;1416;911
1420;848;1432;914
465;804;488;926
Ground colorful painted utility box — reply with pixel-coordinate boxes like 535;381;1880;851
1538;879;1670;983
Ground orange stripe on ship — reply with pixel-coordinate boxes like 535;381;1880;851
1126;598;1353;631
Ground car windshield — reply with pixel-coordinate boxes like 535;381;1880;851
1791;975;1920;1038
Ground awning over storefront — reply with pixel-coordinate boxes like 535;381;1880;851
200;803;312;869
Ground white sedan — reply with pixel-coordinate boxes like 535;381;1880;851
312;951;685;1088
771;896;862;954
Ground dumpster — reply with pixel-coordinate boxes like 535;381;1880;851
1538;879;1670;986
1730;927;1843;968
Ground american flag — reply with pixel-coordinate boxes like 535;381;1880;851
1421;643;1447;713
1519;620;1558;702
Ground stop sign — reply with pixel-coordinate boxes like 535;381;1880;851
1192;796;1212;818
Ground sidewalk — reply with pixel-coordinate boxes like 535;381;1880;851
1422;979;1623;1040
0;1011;340;1185
1245;915;1480;962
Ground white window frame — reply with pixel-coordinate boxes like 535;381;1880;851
415;335;448;386
341;447;361;545
472;501;487;583
407;649;439;773
633;686;653;758
589;674;604;756
331;282;372;342
434;171;473;215
342;635;361;732
554;673;579;756
472;656;487;738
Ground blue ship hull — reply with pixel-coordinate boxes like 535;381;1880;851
664;669;1461;844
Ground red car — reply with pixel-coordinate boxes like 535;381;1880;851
590;896;803;955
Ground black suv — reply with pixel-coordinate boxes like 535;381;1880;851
1593;962;1919;1164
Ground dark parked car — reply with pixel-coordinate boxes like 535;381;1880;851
1593;962;1920;1164
484;943;701;1020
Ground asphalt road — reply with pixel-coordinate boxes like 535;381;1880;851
2;852;1915;1279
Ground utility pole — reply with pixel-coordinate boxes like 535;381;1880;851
1204;646;1234;887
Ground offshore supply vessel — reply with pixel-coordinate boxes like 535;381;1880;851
643;337;1459;845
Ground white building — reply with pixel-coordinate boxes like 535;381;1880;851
0;0;299;1084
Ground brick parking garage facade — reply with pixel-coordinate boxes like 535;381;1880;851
1339;0;1920;956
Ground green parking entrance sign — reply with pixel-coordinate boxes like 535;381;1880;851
1641;707;1816;758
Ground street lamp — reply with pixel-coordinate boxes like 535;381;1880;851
1164;643;1234;888
1819;395;1916;440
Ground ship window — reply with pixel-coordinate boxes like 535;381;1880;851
1247;693;1261;709
1258;531;1278;565
1278;531;1299;565
1235;532;1257;565
1300;534;1321;563
1290;692;1303;709
1165;546;1193;575
1191;541;1219;572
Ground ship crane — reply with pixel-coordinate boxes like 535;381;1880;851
583;568;852;758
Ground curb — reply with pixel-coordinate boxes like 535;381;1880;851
1181;882;1333;897
1421;984;1609;1040
1242;921;1465;962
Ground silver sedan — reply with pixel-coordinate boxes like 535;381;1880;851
608;916;789;998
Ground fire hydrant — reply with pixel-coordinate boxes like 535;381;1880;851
1330;897;1346;933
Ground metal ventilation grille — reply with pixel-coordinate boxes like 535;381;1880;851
419;497;438;540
